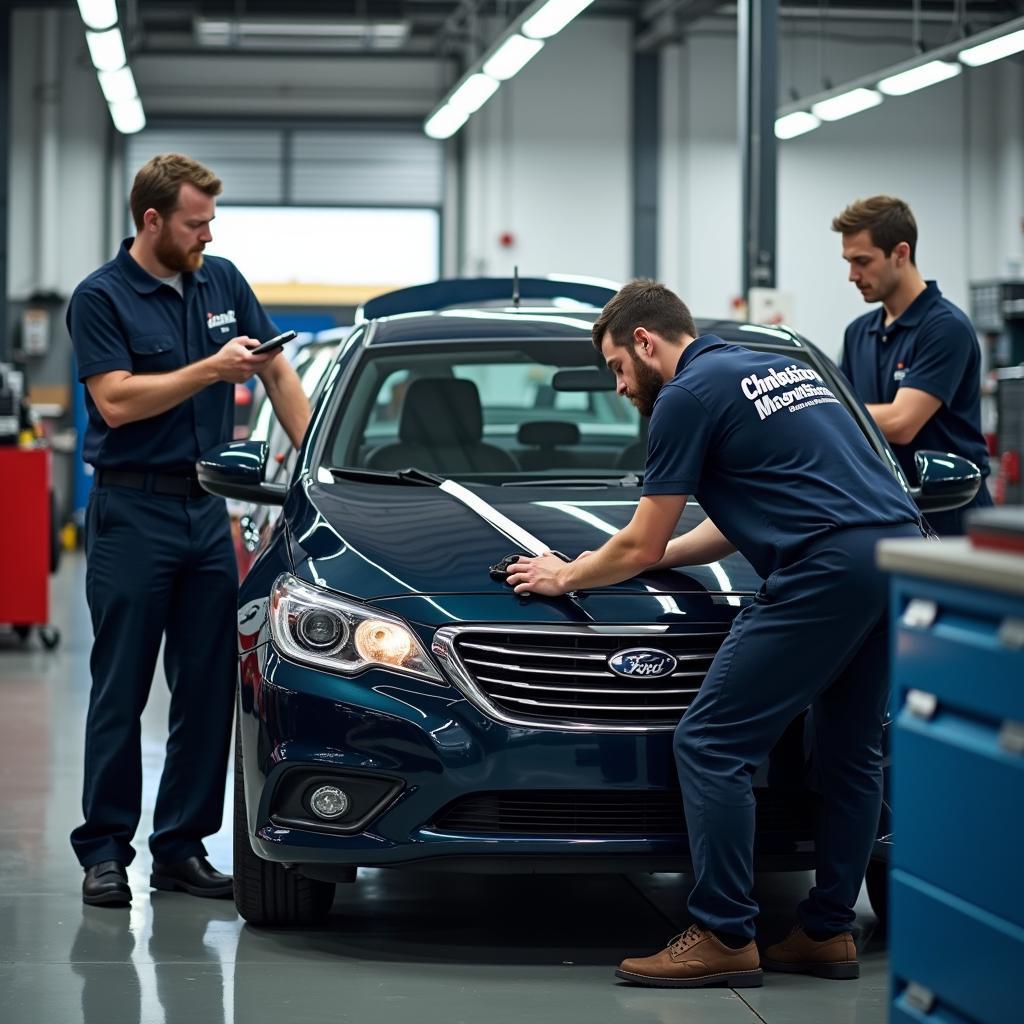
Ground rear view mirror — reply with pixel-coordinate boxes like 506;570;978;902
551;368;615;392
196;441;287;506
911;450;981;513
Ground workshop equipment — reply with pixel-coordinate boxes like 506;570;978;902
878;510;1024;1024
0;446;60;648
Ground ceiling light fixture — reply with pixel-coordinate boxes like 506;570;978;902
878;59;961;96
76;0;118;31
811;87;883;121
85;27;127;72
774;110;820;140
958;26;1024;66
522;0;595;40
483;34;545;81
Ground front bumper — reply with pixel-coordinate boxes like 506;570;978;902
238;642;821;873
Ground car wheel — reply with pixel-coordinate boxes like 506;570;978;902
233;718;335;926
865;857;888;930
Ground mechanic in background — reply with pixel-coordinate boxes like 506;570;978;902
833;195;992;534
507;280;923;989
68;154;310;907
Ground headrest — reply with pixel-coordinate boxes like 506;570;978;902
399;378;483;446
517;420;581;447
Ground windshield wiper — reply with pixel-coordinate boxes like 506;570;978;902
327;466;443;486
501;474;642;488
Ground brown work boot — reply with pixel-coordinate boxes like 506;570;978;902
762;924;859;979
615;924;763;988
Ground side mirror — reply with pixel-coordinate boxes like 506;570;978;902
911;450;981;513
196;441;287;506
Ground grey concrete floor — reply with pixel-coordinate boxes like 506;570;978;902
0;555;889;1024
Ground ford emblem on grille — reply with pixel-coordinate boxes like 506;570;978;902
607;648;678;678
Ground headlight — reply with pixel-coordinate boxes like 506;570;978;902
269;574;442;681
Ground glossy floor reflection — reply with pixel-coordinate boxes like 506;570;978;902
0;556;888;1023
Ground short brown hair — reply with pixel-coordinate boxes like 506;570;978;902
592;279;696;351
831;195;917;263
129;153;222;230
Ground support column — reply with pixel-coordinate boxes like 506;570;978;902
632;49;660;280
738;0;778;297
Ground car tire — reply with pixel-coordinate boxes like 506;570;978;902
233;719;335;926
865;857;888;931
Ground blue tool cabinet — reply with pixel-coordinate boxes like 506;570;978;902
877;538;1024;1024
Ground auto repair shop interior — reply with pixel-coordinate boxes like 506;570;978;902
1;1;1023;1023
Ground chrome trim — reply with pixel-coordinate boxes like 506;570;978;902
459;640;716;664
432;623;723;733
499;696;692;713
475;675;701;696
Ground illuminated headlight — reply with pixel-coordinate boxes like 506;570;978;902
269;574;441;681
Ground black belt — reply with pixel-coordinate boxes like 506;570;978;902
96;469;207;499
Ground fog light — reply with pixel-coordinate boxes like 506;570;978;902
309;785;350;820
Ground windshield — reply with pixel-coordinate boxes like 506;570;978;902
322;340;642;479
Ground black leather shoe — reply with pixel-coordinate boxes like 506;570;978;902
150;856;233;899
83;860;131;907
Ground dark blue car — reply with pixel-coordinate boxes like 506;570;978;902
197;278;979;927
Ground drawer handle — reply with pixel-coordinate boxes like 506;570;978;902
998;618;1024;650
905;689;937;720
905;981;935;1013
902;599;937;629
999;720;1024;755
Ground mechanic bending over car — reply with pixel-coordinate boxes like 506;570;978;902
68;154;310;907
834;194;992;535
506;280;925;989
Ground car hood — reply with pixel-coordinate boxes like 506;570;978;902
284;479;761;625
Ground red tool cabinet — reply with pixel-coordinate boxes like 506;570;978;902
0;447;59;648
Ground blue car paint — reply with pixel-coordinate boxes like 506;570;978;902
234;310;898;876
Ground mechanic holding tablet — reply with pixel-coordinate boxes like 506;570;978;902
68;153;310;907
507;280;924;988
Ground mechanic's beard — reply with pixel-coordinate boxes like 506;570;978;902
628;352;664;418
154;228;204;273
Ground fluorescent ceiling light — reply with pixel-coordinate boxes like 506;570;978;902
76;0;118;31
86;27;127;71
424;104;470;140
98;66;137;104
108;96;146;135
195;17;409;50
812;87;882;122
522;0;595;40
959;27;1024;67
448;73;500;114
774;111;820;139
483;34;544;81
878;60;961;96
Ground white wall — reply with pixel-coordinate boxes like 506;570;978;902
7;8;112;302
659;25;1024;360
459;17;632;282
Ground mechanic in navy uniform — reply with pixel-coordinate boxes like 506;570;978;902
507;281;924;988
833;195;992;534
68;154;310;907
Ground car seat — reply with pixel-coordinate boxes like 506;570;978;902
366;378;519;474
516;420;581;471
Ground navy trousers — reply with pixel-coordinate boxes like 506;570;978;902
674;521;922;940
71;484;238;868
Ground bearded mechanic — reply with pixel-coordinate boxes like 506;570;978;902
506;279;924;988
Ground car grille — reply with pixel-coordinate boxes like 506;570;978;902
433;627;728;730
432;790;821;839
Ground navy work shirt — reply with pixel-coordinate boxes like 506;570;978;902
642;336;920;579
840;281;989;484
68;239;277;473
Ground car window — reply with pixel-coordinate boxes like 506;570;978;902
324;340;642;479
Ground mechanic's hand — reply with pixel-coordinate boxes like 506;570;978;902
208;336;280;383
506;552;571;597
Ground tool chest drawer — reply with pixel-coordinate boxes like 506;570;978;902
892;708;1024;928
879;535;1024;1024
890;871;1024;1024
